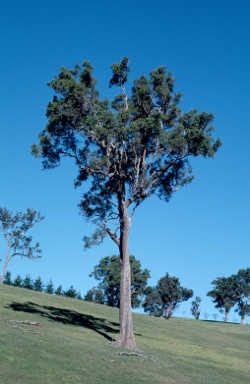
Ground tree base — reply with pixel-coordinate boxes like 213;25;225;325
110;338;138;351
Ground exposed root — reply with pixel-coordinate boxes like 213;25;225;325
9;324;41;334
118;352;145;357
1;317;41;334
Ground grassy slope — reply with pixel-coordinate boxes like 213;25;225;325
1;285;249;384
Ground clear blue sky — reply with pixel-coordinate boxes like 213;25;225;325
1;0;250;322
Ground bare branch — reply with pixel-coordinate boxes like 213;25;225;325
106;227;120;247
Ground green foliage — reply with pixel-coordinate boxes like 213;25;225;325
45;278;54;294
207;276;238;321
84;287;105;304
3;271;12;285
22;274;34;290
191;296;201;319
33;57;221;249
63;285;78;298
0;207;44;283
142;286;162;316
234;268;250;323
12;274;22;287
54;284;63;296
143;273;193;318
33;276;44;292
88;255;150;308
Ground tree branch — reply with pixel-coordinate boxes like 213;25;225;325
106;227;120;247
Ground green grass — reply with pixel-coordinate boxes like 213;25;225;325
1;285;250;384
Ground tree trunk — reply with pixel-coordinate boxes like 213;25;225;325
0;255;10;284
225;310;229;323
116;201;137;350
240;315;246;325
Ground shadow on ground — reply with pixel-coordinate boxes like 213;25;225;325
7;301;120;342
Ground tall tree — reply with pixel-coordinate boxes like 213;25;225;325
0;208;44;284
143;273;193;318
207;276;238;322
32;57;221;349
87;255;150;308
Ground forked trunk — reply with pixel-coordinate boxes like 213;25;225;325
116;202;137;350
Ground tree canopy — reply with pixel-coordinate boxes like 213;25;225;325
143;273;193;319
33;57;221;349
207;276;238;322
85;255;150;308
234;268;250;325
0;207;44;284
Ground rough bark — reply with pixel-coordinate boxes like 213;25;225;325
115;200;137;350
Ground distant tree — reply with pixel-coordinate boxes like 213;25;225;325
191;296;201;319
22;274;34;290
54;285;63;296
45;279;54;294
203;312;210;320
33;57;221;349
33;276;44;292
3;271;12;285
212;313;218;321
142;286;162;316
0;207;44;284
84;287;105;304
63;285;77;298
13;274;23;287
207;276;238;322
89;255;150;308
143;273;193;319
76;291;82;300
234;268;250;325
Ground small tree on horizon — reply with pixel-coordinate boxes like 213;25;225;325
54;285;63;296
13;274;23;287
22;274;34;290
234;268;250;325
63;285;77;298
45;278;54;294
3;271;12;285
33;57;221;349
207;276;238;322
143;273;193;319
0;207;44;284
33;276;44;292
191;296;201;319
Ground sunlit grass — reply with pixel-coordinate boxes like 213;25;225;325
1;284;250;383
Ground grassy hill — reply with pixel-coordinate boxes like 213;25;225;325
1;284;250;384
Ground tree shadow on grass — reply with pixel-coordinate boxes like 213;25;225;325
7;301;119;342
